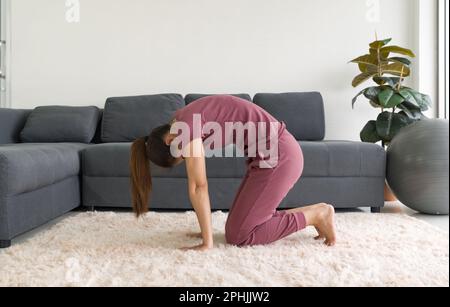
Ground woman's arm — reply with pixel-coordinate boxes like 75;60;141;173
182;138;213;251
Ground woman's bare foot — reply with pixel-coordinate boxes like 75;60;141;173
285;203;337;246
313;205;337;246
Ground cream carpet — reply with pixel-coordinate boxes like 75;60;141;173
0;211;448;287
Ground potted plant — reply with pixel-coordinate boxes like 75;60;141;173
350;37;431;201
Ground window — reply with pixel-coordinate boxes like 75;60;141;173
0;0;10;108
439;0;449;119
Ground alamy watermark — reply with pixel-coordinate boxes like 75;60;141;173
366;0;380;23
170;115;281;169
65;0;80;23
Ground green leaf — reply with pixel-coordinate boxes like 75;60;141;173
386;94;405;108
378;88;405;108
360;121;381;143
370;48;390;60
363;87;382;101
398;111;425;122
365;88;384;108
399;88;420;107
373;77;401;87
422;94;432;109
358;63;379;74
380;63;410;77
380;46;416;58
397;102;426;120
378;88;394;105
369;100;383;108
364;86;384;109
373;77;386;86
376;112;411;142
399;88;432;111
352;72;378;87
352;89;365;108
350;54;379;66
369;38;392;49
388;57;412;66
351;54;380;73
352;87;383;108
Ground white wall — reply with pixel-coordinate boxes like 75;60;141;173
8;0;434;140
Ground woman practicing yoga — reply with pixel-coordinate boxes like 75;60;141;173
130;95;336;251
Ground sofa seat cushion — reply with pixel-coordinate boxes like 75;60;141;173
0;143;89;196
82;143;248;179
301;141;386;177
82;141;385;179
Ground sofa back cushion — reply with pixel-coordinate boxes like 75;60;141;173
101;94;184;143
0;109;32;144
20;106;100;143
91;109;104;144
185;94;252;104
253;92;326;141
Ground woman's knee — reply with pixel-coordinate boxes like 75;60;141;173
226;227;257;247
225;227;248;246
225;216;240;245
225;232;238;245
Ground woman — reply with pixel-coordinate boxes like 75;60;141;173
130;95;336;251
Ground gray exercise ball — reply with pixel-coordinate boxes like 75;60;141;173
387;119;449;215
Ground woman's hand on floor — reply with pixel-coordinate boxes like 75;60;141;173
186;232;203;239
180;243;213;252
183;232;214;251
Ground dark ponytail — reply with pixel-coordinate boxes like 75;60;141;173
129;124;177;218
130;137;152;217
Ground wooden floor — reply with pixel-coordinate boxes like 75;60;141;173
358;202;449;232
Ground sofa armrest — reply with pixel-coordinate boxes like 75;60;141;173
0;109;31;144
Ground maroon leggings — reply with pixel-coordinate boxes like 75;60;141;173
225;130;306;246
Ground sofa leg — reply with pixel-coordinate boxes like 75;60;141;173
0;240;11;249
371;207;382;213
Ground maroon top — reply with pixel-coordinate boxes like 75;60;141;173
174;95;285;160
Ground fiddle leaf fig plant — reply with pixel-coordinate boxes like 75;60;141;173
350;37;431;147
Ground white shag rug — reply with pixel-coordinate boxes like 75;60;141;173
0;211;448;287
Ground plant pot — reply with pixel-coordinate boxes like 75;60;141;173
384;182;397;202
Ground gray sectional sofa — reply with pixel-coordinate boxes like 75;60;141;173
0;92;386;248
